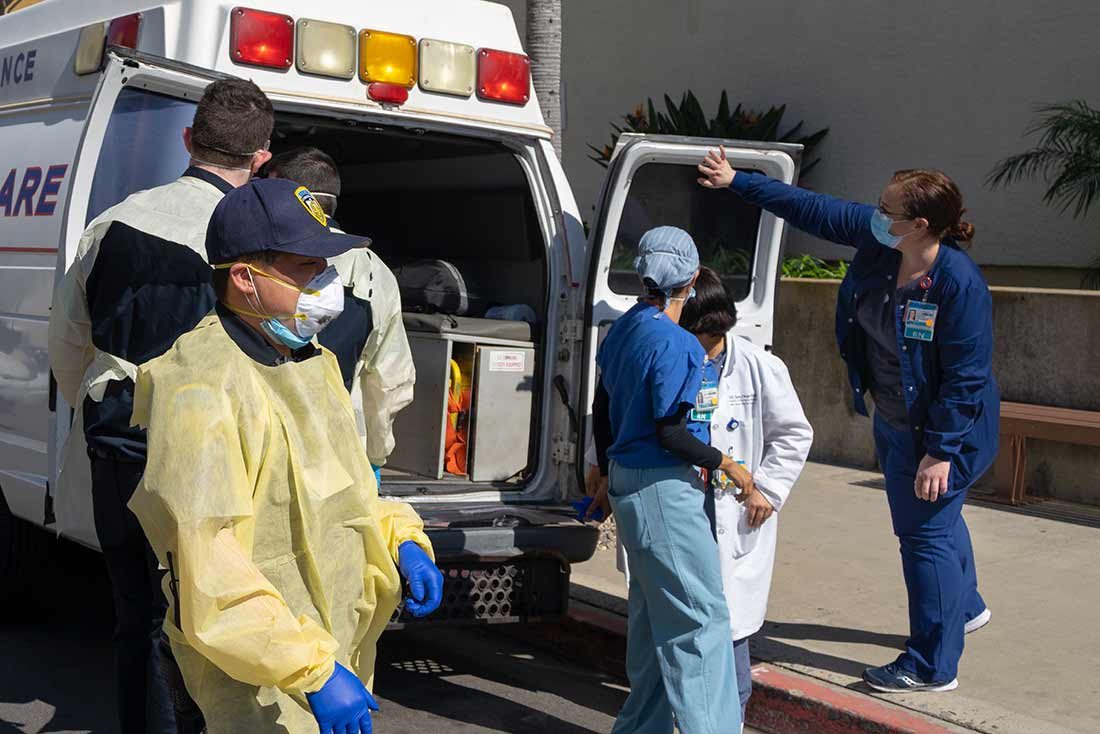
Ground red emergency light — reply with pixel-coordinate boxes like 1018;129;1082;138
367;82;409;105
230;7;294;70
107;14;142;49
476;48;530;105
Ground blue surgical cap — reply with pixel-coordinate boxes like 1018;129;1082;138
633;226;700;293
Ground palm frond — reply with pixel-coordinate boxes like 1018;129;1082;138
988;99;1100;218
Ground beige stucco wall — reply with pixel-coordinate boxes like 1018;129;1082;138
495;1;1100;270
772;279;1100;504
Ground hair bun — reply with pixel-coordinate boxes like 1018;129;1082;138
946;220;975;243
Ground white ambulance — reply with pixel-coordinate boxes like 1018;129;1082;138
0;0;801;623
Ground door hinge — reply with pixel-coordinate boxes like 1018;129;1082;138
551;435;576;464
559;319;583;343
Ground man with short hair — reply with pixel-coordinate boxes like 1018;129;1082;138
128;177;442;734
48;78;274;734
263;147;414;481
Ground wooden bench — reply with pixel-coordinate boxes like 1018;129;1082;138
993;401;1100;504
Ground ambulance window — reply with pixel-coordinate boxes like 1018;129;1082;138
607;163;762;301
86;89;196;223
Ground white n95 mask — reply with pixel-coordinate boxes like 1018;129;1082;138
289;265;345;338
218;263;346;343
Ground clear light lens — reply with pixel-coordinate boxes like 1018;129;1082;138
74;22;106;75
418;38;475;97
296;18;356;79
230;7;294;70
358;29;417;88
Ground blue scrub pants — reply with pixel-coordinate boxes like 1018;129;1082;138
732;637;752;718
609;461;742;734
873;415;987;683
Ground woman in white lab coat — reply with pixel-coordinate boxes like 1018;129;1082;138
680;266;814;717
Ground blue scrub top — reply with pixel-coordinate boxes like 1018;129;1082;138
729;172;1000;491
597;302;705;469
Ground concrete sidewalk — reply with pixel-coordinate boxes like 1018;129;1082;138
569;462;1100;734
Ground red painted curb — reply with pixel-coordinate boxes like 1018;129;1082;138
551;602;961;734
748;664;958;734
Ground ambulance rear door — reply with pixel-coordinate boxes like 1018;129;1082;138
578;134;802;462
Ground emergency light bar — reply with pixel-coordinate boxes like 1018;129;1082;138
230;7;294;70
419;38;476;98
73;23;106;75
358;29;417;88
477;48;530;105
107;14;142;50
73;13;143;75
297;18;357;80
71;6;536;107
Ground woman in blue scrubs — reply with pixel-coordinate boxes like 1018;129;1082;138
591;226;753;733
697;149;997;693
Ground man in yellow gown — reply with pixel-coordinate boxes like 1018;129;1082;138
129;178;442;734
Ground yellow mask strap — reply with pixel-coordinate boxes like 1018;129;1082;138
212;261;322;296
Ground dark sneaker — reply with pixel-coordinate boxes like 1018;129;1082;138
965;607;992;634
862;663;958;693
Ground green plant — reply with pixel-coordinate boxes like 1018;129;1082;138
781;255;849;279
589;90;829;176
987;100;1100;288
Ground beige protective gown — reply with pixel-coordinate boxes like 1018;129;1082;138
128;313;432;734
328;246;415;466
48;173;226;542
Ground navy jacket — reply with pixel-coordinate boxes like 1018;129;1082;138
730;173;999;489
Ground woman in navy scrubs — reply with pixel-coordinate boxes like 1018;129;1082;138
591;226;752;733
697;149;998;693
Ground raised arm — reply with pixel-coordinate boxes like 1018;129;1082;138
698;146;879;250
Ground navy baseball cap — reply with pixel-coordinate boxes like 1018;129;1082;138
205;178;369;265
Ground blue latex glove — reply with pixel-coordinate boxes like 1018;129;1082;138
306;662;379;734
371;464;382;488
571;496;605;523
397;541;443;617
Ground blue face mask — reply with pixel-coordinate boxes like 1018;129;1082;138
870;209;912;249
261;318;313;350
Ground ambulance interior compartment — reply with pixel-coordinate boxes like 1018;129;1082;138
269;113;547;492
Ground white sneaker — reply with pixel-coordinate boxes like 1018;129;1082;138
965;607;992;634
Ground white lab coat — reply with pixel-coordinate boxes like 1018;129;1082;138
709;333;813;640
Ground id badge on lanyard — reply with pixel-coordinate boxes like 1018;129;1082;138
903;275;938;342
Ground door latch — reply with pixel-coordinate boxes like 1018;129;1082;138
559;320;583;343
551;434;576;464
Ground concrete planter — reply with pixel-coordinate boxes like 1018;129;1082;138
773;278;1100;504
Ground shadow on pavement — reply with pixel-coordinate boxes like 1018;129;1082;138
761;620;907;649
377;626;626;732
753;620;906;680
0;533;116;734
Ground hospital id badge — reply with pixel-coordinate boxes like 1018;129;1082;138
690;380;719;421
903;300;938;342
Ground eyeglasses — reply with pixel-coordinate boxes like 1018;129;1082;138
876;200;911;220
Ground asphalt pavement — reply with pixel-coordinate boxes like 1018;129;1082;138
0;531;759;733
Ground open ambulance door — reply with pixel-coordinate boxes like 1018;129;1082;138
51;49;226;547
577;133;802;468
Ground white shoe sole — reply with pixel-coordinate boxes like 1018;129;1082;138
965;608;992;635
866;677;959;693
